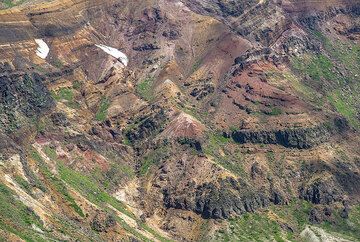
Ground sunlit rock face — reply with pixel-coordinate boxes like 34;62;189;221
0;0;359;241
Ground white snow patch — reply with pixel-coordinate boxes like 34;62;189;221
35;39;49;59
95;44;129;66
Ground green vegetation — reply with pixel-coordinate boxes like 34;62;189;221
116;217;152;242
30;146;168;241
51;58;64;69
290;31;360;129
43;146;57;160
328;89;359;128
268;106;282;116
191;59;202;73
58;163;133;218
72;80;82;90
312;30;360;79
91;162;135;190
1;0;27;8
34;117;46;133
13;175;32;195
139;146;169;176
58;163;171;241
291;54;339;85
265;70;324;107
0;183;47;241
52;88;74;102
214;212;288;241
321;205;360;240
95;97;110;122
136;77;154;101
51;87;80;109
204;132;246;177
214;200;360;241
266;151;286;178
31;149;85;218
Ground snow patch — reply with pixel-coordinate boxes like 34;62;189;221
35;39;49;59
95;44;129;66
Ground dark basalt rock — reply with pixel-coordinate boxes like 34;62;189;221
232;48;282;76
309;206;334;224
0;71;54;132
162;29;180;40
91;213;117;232
163;177;270;219
216;0;257;17
0;62;13;72
133;43;160;51
51;112;70;127
126;108;166;143
230;118;349;149
333;161;360;195
190;83;215;100
182;0;258;18
340;201;350;219
299;179;343;205
270;190;286;205
250;162;263;179
281;35;320;56
300;159;360;206
45;66;75;79
298;6;360;30
177;137;203;152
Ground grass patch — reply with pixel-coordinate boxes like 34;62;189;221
320;205;360;240
268;107;282;116
52;88;74;102
72;80;82;90
51;58;64;69
136;77;154;101
290;31;360;129
91;163;135;190
203;132;246;177
213;200;314;241
13;175;32;195
328;89;359;129
138;146;169;176
214;212;288;241
0;183;47;241
312;30;360;80
51;87;80;110
191;59;202;73
1;0;27;8
266;70;325;107
95;97;110;122
58;163;134;219
31;150;85;218
291;54;340;86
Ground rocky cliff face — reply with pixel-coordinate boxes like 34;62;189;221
0;0;359;241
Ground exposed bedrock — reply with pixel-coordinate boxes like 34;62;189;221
300;160;360;205
230;117;349;149
297;5;360;30
0;67;54;132
163;177;284;219
181;0;258;18
299;179;343;205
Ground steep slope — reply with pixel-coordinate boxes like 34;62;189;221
0;0;359;241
